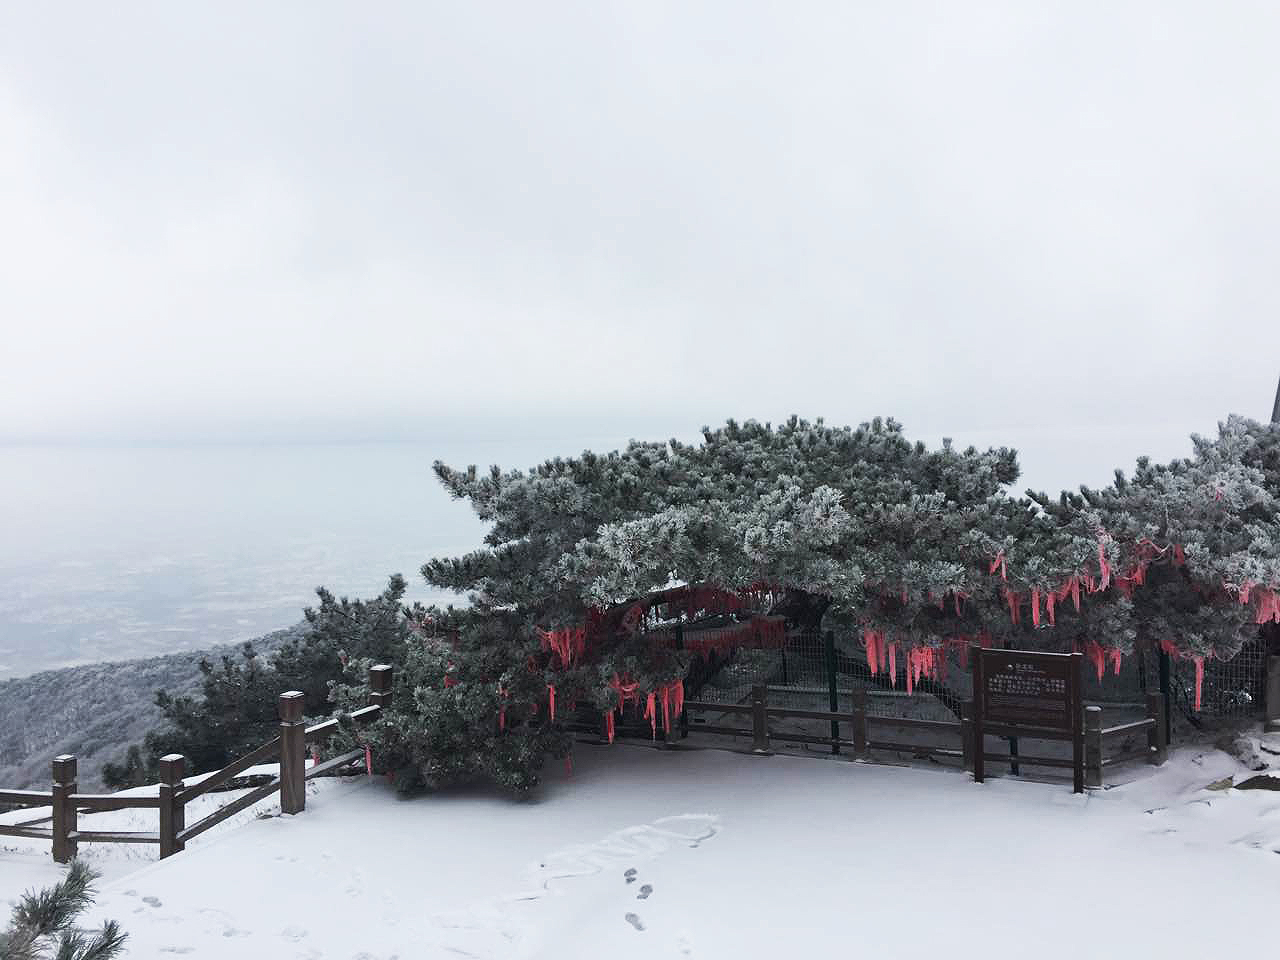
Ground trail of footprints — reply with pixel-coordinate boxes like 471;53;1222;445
112;814;718;959
437;813;718;956
622;867;654;930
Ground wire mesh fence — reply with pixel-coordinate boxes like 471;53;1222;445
679;627;1272;751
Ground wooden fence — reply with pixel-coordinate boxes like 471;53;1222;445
0;664;392;863
671;683;1167;787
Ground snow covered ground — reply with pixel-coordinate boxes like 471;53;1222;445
4;738;1280;959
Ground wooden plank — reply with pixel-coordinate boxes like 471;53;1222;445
684;701;754;716
866;716;963;732
70;794;162;811
177;737;281;804
304;718;340;742
0;824;55;839
1099;719;1155;738
764;706;845;722
305;749;365;780
1101;747;1155;768
177;778;280;845
980;722;1076;741
769;731;858;750
347;705;381;724
684;724;752;738
70;831;161;844
9;812;53;827
0;789;53;805
867;740;965;758
981;752;1078;769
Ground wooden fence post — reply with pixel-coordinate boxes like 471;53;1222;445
1146;692;1168;765
368;664;394;708
1084;706;1103;788
851;687;868;759
1265;655;1280;734
279;691;306;815
51;755;77;864
961;700;974;773
750;684;771;755
663;714;679;748
971;645;986;785
158;754;186;859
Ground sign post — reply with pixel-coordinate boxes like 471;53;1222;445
970;646;1085;794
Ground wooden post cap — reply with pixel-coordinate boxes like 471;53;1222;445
278;691;305;722
369;664;394;692
52;755;77;780
158;754;186;784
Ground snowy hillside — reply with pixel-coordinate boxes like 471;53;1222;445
4;739;1280;959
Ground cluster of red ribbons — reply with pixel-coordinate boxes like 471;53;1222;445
601;673;684;741
540;626;587;669
1082;640;1125;683
864;631;976;693
664;584;747;618
1238;583;1280;625
660;582;779;620
641;681;686;738
678;616;787;658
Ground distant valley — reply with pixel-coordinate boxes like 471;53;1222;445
0;624;305;791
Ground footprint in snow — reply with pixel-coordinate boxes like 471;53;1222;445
637;884;653;900
625;867;637;884
142;896;162;908
624;913;645;931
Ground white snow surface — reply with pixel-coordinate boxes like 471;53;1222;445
4;740;1280;959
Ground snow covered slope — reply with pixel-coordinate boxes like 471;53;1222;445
4;740;1280;959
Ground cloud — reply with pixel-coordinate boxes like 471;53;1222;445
0;1;1277;471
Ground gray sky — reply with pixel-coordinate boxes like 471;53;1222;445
3;2;1278;493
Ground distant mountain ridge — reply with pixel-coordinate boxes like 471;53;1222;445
0;624;306;792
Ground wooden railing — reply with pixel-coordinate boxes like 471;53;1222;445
0;664;393;863
673;683;1167;788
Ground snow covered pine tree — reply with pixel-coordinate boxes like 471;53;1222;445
335;416;1280;793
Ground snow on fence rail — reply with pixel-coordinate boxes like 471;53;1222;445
0;664;393;863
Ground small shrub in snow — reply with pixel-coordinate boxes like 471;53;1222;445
0;860;126;960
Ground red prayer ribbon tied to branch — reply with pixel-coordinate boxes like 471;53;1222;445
662;582;779;620
539;626;586;669
601;673;684;742
640;680;685;738
676;616;787;658
1235;582;1280;625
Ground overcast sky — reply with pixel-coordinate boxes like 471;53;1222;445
2;2;1278;492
